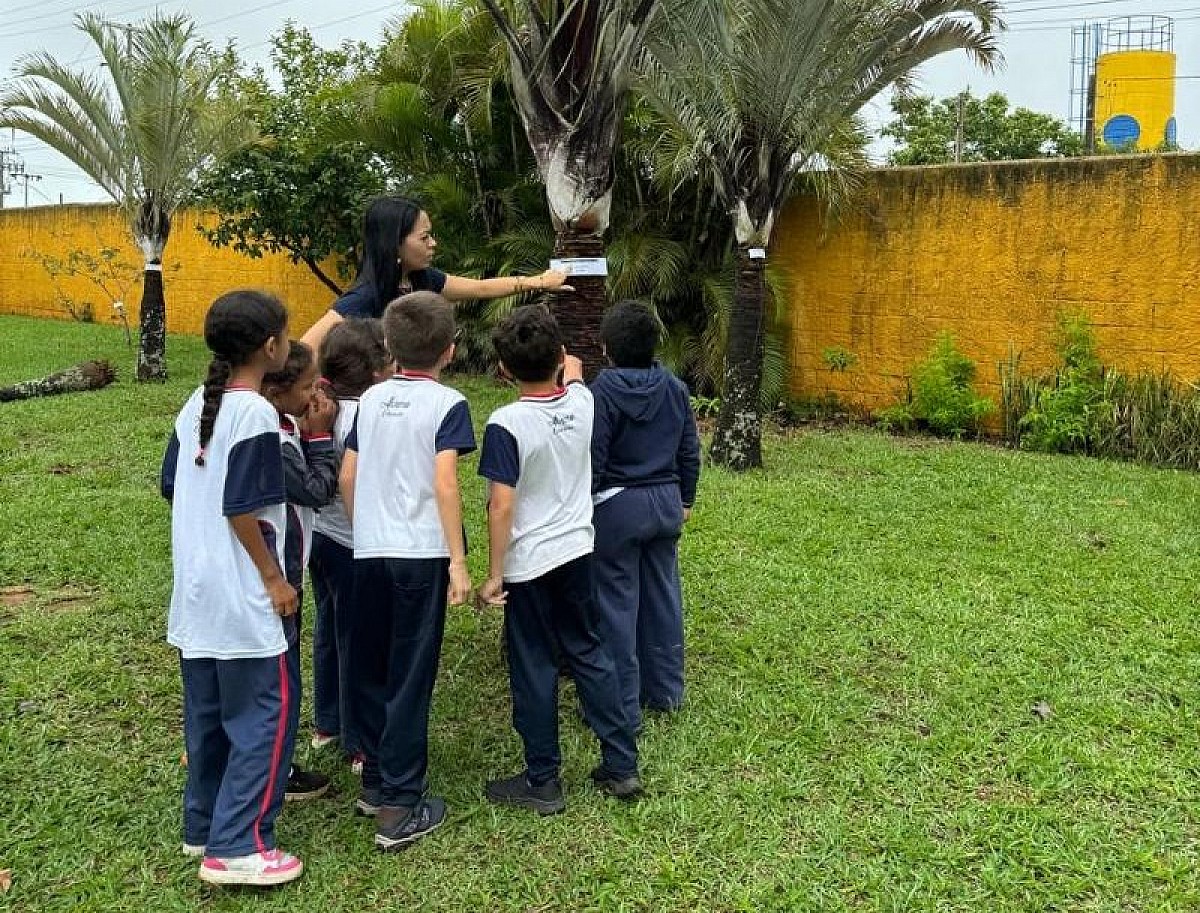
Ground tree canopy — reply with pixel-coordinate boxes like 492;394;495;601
882;91;1083;165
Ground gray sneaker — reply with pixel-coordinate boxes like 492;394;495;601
589;766;643;800
356;787;382;817
374;798;447;852
484;772;566;815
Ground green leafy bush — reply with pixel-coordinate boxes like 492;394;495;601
1000;314;1200;469
1017;315;1104;453
877;333;994;437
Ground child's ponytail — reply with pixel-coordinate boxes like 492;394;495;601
196;356;232;466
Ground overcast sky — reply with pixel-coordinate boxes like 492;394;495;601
1;0;1197;207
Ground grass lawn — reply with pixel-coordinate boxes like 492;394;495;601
2;314;1200;911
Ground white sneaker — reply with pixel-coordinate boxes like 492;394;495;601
198;848;303;887
310;730;338;750
182;842;205;857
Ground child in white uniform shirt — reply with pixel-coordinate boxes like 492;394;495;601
478;304;641;815
339;292;475;851
160;290;304;887
309;319;393;766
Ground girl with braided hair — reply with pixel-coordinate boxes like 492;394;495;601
159;290;305;887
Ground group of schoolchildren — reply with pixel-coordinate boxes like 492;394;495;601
161;288;700;887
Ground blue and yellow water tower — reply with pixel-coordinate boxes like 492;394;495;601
1093;16;1177;150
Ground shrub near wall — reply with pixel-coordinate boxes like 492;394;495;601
0;204;336;335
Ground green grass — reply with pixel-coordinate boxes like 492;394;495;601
3;314;1200;911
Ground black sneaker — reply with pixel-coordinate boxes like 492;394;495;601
590;766;643;800
355;787;382;817
374;798;447;852
284;766;330;802
484;772;566;816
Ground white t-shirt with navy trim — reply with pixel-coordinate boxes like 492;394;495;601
478;382;594;583
347;374;476;559
312;398;358;549
162;386;289;660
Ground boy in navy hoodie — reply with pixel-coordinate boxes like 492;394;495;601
590;300;700;732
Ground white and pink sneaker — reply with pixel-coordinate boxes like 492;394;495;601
198;848;303;887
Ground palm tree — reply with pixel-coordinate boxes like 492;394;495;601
477;0;662;372
0;13;250;381
640;0;1003;469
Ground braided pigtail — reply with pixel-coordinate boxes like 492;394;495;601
196;356;232;466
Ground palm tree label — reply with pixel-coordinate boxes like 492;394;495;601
549;257;608;276
748;248;767;260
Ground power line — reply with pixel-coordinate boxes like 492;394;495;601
1006;3;1200;25
1004;0;1189;11
0;0;188;40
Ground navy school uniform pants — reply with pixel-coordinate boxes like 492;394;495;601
504;554;638;785
309;532;359;753
592;484;686;731
348;556;448;808
180;643;298;858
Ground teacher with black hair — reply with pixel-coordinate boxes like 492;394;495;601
302;196;570;350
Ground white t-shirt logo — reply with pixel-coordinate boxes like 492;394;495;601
550;412;575;434
382;395;411;417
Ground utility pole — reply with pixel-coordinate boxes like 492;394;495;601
954;92;965;163
0;142;44;209
0;144;13;209
16;170;42;207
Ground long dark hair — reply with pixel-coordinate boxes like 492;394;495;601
355;196;423;315
197;290;288;466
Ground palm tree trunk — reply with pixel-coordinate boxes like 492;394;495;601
137;265;167;382
551;229;606;378
709;247;766;471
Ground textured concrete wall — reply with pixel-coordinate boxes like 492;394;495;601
773;153;1200;412
6;156;1200;416
0;204;338;335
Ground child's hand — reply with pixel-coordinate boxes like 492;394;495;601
303;389;337;436
447;559;471;606
561;354;584;384
476;576;507;608
268;577;299;617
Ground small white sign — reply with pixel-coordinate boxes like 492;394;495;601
550;257;609;277
748;248;767;260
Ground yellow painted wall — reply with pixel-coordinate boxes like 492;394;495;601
774;154;1200;412
1094;50;1176;150
7;156;1200;419
0;204;339;336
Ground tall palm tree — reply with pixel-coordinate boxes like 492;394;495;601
641;0;1003;469
477;0;661;372
0;13;250;381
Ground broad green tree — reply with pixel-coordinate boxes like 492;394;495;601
641;0;1003;470
196;26;388;296
0;13;250;381
883;90;1083;165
